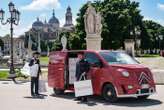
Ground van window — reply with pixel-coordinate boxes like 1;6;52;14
99;52;138;64
85;53;100;64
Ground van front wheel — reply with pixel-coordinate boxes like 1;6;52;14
53;88;64;95
102;84;118;103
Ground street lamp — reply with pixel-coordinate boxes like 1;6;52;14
0;2;20;79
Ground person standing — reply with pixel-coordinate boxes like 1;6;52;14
29;52;41;97
75;52;90;102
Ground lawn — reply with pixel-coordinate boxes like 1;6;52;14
0;71;9;79
40;56;49;65
140;54;160;58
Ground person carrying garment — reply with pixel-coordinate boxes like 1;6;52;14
75;52;90;102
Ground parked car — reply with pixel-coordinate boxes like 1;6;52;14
48;50;156;102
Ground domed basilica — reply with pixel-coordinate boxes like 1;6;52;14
26;6;74;42
25;6;74;54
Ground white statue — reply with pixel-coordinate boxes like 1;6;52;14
95;12;102;34
84;3;96;34
61;36;67;50
84;2;102;35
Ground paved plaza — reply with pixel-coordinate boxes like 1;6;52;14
0;81;163;110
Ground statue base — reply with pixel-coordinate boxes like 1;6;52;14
86;34;102;50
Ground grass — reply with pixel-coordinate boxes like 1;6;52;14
40;56;49;65
0;71;9;79
139;54;160;58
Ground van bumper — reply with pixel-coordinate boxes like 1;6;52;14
117;87;156;98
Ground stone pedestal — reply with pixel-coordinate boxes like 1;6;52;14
84;3;102;51
86;34;102;50
124;39;135;57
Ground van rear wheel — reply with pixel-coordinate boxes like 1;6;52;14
53;88;64;95
102;84;118;103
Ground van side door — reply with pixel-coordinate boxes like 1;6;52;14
85;52;103;94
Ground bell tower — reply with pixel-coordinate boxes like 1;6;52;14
64;6;73;27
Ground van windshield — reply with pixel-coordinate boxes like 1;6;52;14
99;52;139;64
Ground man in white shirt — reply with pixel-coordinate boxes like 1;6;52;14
29;52;41;97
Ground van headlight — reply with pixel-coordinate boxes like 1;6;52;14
121;71;130;77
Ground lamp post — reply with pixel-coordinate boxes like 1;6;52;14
0;2;20;78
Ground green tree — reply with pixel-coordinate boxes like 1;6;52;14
142;20;164;49
70;0;143;50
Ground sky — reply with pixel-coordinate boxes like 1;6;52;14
0;0;164;37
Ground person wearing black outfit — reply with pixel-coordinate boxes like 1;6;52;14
75;52;90;102
29;52;41;97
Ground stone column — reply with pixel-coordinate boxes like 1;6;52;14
37;32;41;53
86;34;102;50
28;32;32;58
0;46;2;57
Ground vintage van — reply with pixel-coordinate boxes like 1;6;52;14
48;50;156;102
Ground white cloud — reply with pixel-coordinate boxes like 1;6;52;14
0;19;34;37
21;0;61;11
157;3;164;11
0;24;10;37
13;23;32;38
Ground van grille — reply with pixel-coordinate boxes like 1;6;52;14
135;72;151;85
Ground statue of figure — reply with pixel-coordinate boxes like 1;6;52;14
84;4;96;34
95;12;102;35
84;2;102;35
61;35;67;50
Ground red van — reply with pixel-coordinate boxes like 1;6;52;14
48;50;156;102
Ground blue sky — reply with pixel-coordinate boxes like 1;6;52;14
0;0;164;37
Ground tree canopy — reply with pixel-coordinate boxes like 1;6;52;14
65;0;164;50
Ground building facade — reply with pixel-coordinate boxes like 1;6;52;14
0;35;25;59
25;6;74;55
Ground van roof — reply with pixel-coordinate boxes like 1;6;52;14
50;50;125;54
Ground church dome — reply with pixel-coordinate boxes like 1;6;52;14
48;10;59;25
32;18;44;27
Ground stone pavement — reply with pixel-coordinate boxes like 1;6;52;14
0;81;163;110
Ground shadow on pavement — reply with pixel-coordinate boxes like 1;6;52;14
50;92;97;106
110;98;163;107
50;92;162;107
50;92;75;100
89;96;162;107
24;95;46;99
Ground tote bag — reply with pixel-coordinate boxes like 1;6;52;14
21;62;30;76
30;64;39;77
